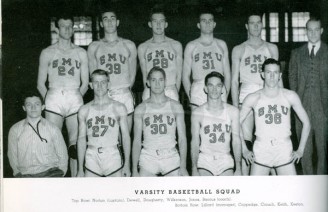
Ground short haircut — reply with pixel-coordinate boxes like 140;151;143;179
246;10;263;24
149;7;166;21
147;67;166;80
306;16;322;28
22;90;43;106
91;69;109;81
54;14;74;28
99;7;118;21
262;58;281;72
205;71;224;86
198;5;215;20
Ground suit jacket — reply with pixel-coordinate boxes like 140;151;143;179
289;42;328;116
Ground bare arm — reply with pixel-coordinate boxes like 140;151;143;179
37;49;50;98
270;43;279;60
174;102;188;176
52;126;69;175
173;41;183;91
190;108;202;176
182;43;194;100
78;48;89;96
230;106;242;175
239;95;256;127
137;44;148;89
231;46;242;107
288;91;311;163
132;105;145;176
87;42;98;76
77;106;88;177
126;41;137;88
239;94;257;163
7;126;20;176
220;41;231;97
118;104;131;177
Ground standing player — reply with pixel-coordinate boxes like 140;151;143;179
182;8;230;109
37;15;89;177
231;12;279;175
88;8;137;131
138;8;183;101
132;67;188;177
76;69;130;177
240;59;310;175
191;72;242;176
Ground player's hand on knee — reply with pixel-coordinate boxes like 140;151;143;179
178;168;189;176
122;166;131;177
76;170;85;177
292;150;303;164
243;150;254;165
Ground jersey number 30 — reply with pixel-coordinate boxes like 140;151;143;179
150;124;167;135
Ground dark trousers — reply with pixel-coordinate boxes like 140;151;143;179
15;167;64;178
296;107;328;175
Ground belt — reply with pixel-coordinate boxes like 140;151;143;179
255;137;290;146
145;147;177;156
88;145;117;154
48;88;80;94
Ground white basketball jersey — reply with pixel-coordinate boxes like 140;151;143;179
254;89;291;138
86;104;120;147
48;48;81;89
144;41;178;86
199;104;232;155
95;39;131;90
239;42;272;85
142;100;177;150
191;40;224;81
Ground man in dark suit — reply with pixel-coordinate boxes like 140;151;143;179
289;17;328;175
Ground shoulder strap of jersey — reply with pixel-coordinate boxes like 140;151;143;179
121;38;131;57
239;42;248;59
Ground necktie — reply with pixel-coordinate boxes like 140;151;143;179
310;45;315;59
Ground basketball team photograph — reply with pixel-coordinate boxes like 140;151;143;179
1;0;327;179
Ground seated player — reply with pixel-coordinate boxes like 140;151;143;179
8;91;68;177
76;69;131;177
132;67;188;177
191;72;242;176
240;58;311;175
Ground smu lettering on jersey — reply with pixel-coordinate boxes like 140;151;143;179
199;104;232;155
254;89;291;139
95;39;131;90
239;42;272;85
191;41;224;81
86;104;119;147
142;100;177;150
48;48;81;88
145;41;178;86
